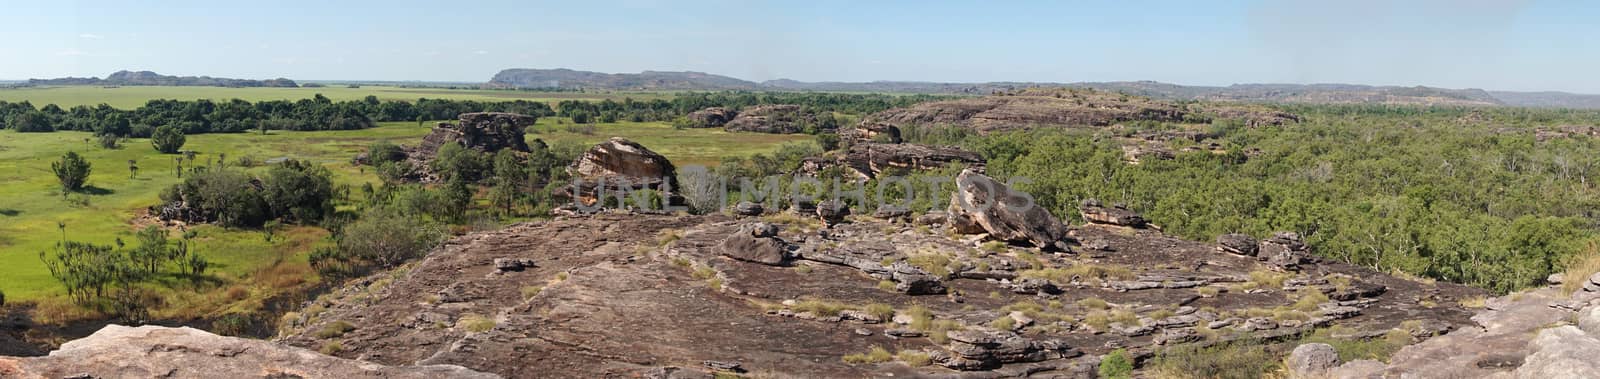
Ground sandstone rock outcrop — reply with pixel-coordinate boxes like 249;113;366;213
718;223;790;265
685;107;737;128
863;88;1187;133
799;142;985;180
1260;232;1310;271
0;325;495;379
1216;233;1258;256
948;169;1068;249
722;104;833;134
1287;343;1340;378
254;190;1482;378
840;122;903;143
565;137;680;206
1078;199;1147;228
417;112;538;157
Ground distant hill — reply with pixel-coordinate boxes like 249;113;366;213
488;68;1600;109
489;68;757;90
27;70;298;88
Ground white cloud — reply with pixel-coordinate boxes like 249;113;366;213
473;50;489;55
56;48;88;56
78;33;104;39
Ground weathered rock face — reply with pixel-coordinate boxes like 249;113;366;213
799;142;986;181
1516;325;1600;378
718;223;791;265
1260;232;1311;271
0;325;495;379
722;104;832;134
1287;343;1340;378
840;122;903;143
948;169;1067;249
1216;233;1258;256
268;207;1481;378
566;137;679;206
686;107;738;128
842;143;985;180
863;88;1187;133
1200;106;1302;127
816;200;851;226
418;112;538;157
1078;199;1147;228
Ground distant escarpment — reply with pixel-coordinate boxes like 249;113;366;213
27;70;299;87
489;68;758;90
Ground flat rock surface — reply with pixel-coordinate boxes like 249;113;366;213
0;325;495;379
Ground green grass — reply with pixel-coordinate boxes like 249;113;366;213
0;120;805;302
0;85;671;109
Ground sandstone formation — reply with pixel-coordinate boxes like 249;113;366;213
0;325;495;379
840;122;903;143
1078;199;1147;228
1359;272;1600;378
417;112;538;156
720;104;834;134
685;107;737;128
949;169;1068;249
799;142;986;181
564;137;680;206
862;88;1188;133
264;191;1481;378
352;112;540;183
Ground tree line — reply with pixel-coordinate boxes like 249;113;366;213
0;95;557;136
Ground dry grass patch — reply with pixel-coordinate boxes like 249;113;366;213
842;345;894;364
1562;243;1600;294
459;314;496;333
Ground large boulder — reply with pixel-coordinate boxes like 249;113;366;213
718;223;789;265
566;137;679;206
1287;343;1340;378
0;325;496;379
1260;232;1310;271
816;200;850;226
947;169;1068;249
1216;233;1258;256
686;107;738;128
1078;199;1147;228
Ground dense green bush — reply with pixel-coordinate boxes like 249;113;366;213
950;105;1600;293
1098;349;1133;379
159;160;335;228
151;125;186;154
51;151;92;192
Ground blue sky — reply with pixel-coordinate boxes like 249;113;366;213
2;0;1596;93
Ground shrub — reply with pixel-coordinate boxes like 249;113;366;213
364;141;406;166
97;133;121;149
51;151;92;192
842;346;893;364
315;321;356;338
896;350;932;367
1098;349;1133;379
459;314;496;333
320;341;343;355
262;159;336;224
864;303;895;321
321;208;444;271
1151;340;1277;379
151;125;186;154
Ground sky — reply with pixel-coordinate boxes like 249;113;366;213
2;0;1596;93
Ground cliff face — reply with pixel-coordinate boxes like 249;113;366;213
0;325;496;379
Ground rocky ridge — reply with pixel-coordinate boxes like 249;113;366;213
264;166;1480;378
